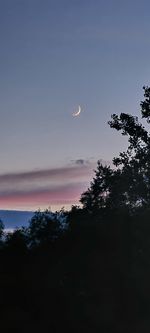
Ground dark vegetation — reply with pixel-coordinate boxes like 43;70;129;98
1;87;150;332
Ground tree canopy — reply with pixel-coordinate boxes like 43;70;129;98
28;209;63;248
81;86;150;214
0;218;4;241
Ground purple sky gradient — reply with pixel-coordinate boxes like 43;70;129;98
0;182;87;210
0;161;96;210
0;0;150;210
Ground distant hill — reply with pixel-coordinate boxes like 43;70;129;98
0;210;34;230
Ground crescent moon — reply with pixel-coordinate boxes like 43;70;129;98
72;105;82;117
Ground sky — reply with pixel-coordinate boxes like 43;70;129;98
1;0;150;211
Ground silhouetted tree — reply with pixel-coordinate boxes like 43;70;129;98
80;162;113;212
5;228;28;253
28;209;62;248
0;218;4;240
81;87;150;213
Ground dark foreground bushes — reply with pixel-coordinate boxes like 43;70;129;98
0;208;150;333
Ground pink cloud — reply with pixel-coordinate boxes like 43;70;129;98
0;162;97;210
0;182;88;210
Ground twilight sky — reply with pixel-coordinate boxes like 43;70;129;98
1;0;150;210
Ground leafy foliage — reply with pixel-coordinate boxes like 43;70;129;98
5;228;28;253
0;218;4;239
81;87;150;212
28;209;62;248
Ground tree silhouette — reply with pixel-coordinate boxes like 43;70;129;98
0;218;4;240
80;162;114;212
28;209;62;248
81;87;150;213
5;228;28;253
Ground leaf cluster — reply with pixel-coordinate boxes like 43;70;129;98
81;87;150;214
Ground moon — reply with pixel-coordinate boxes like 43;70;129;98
72;105;82;117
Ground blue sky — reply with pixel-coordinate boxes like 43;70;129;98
0;0;150;210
